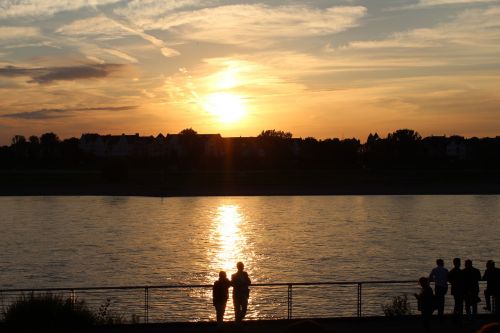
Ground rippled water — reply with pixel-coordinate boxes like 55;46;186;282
1;195;499;321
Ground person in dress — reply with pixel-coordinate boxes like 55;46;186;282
213;271;231;327
231;262;251;323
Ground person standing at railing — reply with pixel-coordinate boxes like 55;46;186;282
213;271;231;327
429;258;449;321
463;259;481;320
448;257;465;322
415;277;435;333
482;260;500;313
231;261;251;323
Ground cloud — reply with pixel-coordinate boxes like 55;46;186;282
0;64;124;84
103;48;138;63
114;0;212;19
390;0;499;10
55;15;130;38
56;15;180;57
342;6;500;50
121;4;367;45
0;0;122;18
1;105;137;119
0;26;40;40
416;0;498;6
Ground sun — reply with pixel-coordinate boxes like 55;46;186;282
203;92;246;124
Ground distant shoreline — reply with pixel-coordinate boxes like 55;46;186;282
1;169;499;196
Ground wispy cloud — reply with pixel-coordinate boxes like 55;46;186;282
416;0;498;6
0;64;124;84
114;0;213;19
343;6;500;51
390;0;500;10
0;26;40;40
55;16;131;39
120;4;367;45
103;48;138;63
0;0;122;18
1;105;137;119
56;14;180;57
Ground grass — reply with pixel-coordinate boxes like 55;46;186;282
1;292;124;332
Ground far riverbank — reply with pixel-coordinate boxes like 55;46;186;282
1;169;499;197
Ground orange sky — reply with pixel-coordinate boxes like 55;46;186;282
1;1;500;144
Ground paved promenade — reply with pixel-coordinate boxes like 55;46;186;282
87;315;499;333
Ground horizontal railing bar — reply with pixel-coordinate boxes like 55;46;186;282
0;279;438;293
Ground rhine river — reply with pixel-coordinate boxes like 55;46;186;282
1;195;499;321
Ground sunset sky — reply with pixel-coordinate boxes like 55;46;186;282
1;0;499;145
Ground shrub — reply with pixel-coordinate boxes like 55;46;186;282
3;292;95;332
95;298;124;325
382;294;412;316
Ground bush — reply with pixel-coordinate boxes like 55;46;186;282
382;294;412;316
3;292;95;332
94;298;124;325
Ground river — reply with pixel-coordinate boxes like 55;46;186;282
1;195;498;321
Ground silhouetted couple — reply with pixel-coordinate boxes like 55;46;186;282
212;262;251;326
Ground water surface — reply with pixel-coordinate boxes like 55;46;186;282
1;195;498;320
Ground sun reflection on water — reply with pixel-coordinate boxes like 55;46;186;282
205;203;261;320
210;204;246;274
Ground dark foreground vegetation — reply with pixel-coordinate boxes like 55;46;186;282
1;293;498;333
1;129;499;195
0;293;122;332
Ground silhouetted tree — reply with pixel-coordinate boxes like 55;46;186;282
386;129;423;168
39;132;61;164
256;130;294;168
366;133;380;146
10;135;29;164
40;132;60;145
11;135;26;146
178;128;198;136
28;135;39;145
177;128;203;169
387;129;421;144
258;129;292;140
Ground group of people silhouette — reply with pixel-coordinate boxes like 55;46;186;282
212;261;251;327
415;258;500;332
213;259;499;330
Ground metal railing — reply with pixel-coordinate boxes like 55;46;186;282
0;280;492;323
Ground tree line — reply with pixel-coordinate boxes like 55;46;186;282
1;129;499;171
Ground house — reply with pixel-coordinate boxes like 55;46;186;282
79;133;106;156
80;133;158;157
165;133;224;158
446;136;467;160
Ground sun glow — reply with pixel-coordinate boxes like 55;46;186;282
203;92;246;124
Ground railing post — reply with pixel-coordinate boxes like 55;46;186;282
287;284;293;320
357;283;362;317
0;291;4;318
69;289;75;308
144;287;149;324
